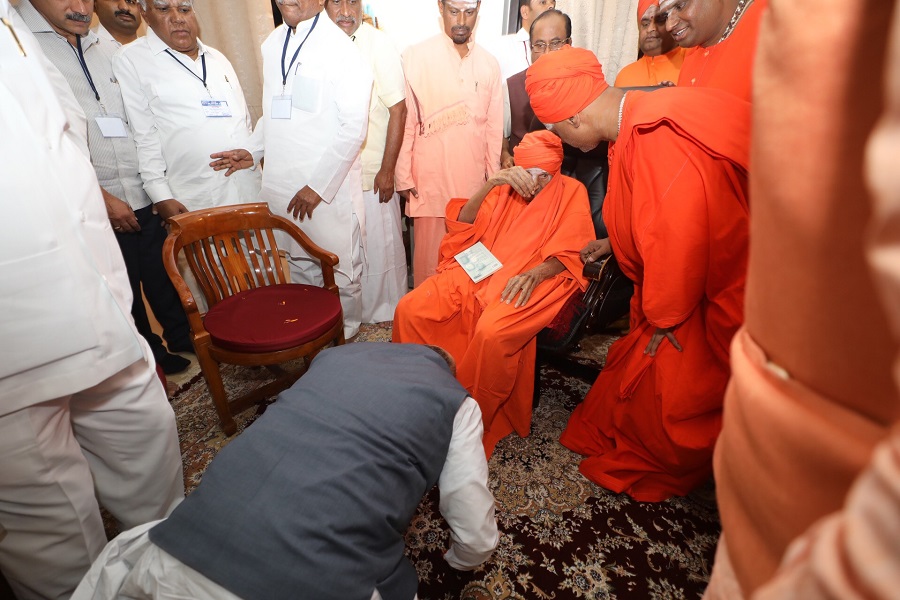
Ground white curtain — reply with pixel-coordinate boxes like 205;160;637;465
193;0;275;123
556;0;639;82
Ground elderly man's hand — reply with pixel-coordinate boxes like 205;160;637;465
644;326;683;357
500;149;515;169
287;185;324;221
373;167;395;203
102;189;140;233
580;238;611;264
488;167;537;198
155;199;190;224
209;149;254;176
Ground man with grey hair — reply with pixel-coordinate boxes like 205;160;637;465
17;0;194;374
113;0;259;219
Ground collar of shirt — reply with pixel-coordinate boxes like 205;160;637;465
17;0;99;50
439;30;475;58
514;27;529;42
92;22;118;46
284;9;321;37
145;25;206;58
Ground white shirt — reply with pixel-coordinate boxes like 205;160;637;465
0;0;144;413
248;11;372;269
72;397;498;599
483;28;530;80
92;22;120;47
113;28;260;210
352;22;405;191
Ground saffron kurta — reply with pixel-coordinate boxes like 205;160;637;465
393;137;594;457
614;47;686;87
676;0;766;101
560;87;751;502
395;34;503;285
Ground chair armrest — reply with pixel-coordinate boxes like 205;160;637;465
582;254;611;280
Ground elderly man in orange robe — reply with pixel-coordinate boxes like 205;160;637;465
393;131;594;457
525;47;751;502
614;0;686;87
661;0;767;100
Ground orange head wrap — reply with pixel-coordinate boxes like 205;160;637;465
638;0;657;20
525;46;609;125
513;130;564;175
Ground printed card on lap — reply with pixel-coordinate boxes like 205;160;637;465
94;115;127;138
202;99;232;118
271;95;292;119
455;242;502;283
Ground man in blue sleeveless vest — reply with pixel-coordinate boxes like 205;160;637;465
74;342;499;600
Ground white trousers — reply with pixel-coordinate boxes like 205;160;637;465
360;190;408;323
287;212;363;340
0;359;185;600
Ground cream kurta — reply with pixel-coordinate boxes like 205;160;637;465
250;11;373;338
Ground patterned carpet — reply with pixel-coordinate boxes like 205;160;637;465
165;323;721;599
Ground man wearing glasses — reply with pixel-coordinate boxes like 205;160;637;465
614;0;685;87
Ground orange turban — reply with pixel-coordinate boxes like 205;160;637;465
525;46;609;125
513;130;564;175
638;0;657;20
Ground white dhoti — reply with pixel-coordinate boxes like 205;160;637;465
361;189;408;323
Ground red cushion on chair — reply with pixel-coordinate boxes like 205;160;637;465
203;284;342;353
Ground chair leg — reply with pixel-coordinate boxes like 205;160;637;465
195;348;237;436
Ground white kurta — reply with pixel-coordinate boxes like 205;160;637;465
0;6;184;599
353;22;408;323
113;28;260;210
249;11;373;339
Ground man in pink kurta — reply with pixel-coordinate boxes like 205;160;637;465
396;0;503;287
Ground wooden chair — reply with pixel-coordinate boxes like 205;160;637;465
162;203;345;435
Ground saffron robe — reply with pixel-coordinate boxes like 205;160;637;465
677;0;766;101
560;87;751;502
614;47;686;87
393;176;594;457
702;0;900;597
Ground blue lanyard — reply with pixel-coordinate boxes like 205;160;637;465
72;35;100;103
165;48;208;93
281;12;319;88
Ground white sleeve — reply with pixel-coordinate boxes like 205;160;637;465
439;396;499;570
112;50;173;203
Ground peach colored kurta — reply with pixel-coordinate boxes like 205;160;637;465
396;34;503;285
614;47;686;87
703;0;900;597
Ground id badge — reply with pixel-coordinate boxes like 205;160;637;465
271;95;292;120
202;99;232;118
95;115;128;138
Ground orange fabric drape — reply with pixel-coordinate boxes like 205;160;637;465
676;0;767;101
560;87;751;502
393;160;594;457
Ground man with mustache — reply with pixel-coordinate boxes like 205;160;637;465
661;0;767;101
17;0;195;375
324;0;408;324
614;0;685;87
396;0;503;287
93;0;141;46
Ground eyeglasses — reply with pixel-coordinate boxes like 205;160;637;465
531;37;570;53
